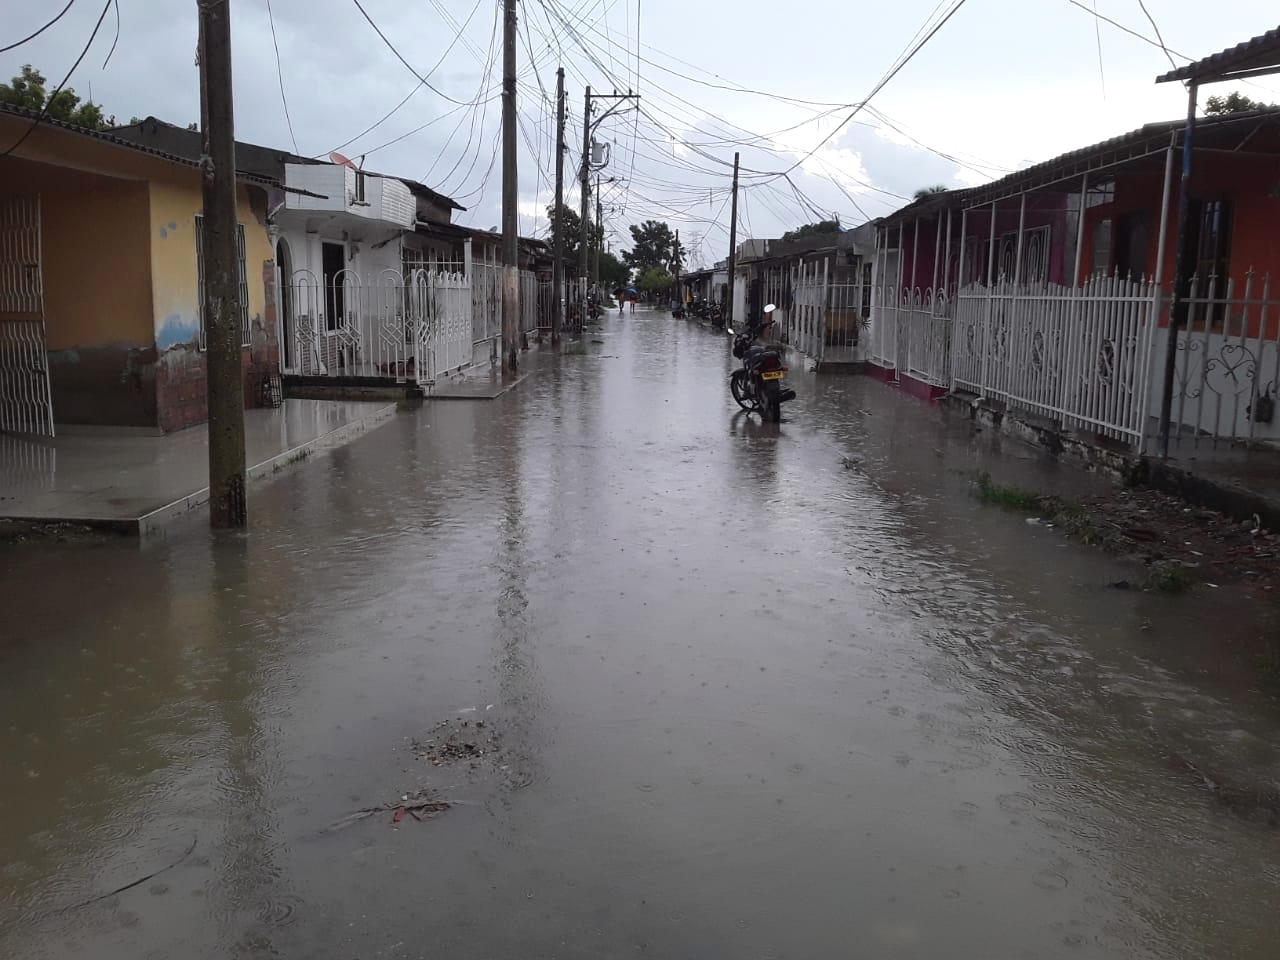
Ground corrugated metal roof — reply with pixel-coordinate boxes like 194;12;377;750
873;108;1280;221
1156;25;1280;84
1;103;281;188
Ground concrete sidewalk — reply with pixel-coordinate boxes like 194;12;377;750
0;399;396;535
938;389;1280;529
424;337;565;399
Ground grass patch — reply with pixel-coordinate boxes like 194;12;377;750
1143;560;1193;595
974;471;1044;511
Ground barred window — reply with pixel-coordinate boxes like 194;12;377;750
195;215;251;349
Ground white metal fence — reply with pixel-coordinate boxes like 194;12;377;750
780;265;870;364
872;286;953;387
284;262;548;384
953;277;1159;444
1165;272;1280;448
870;272;1280;449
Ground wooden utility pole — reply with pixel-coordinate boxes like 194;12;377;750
726;151;740;328
551;67;565;344
673;228;680;310
594;175;602;290
500;0;519;374
579;85;592;325
197;0;246;529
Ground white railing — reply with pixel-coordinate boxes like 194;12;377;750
1165;272;1280;448
471;261;501;354
287;264;478;384
869;285;951;385
954;276;1159;444
904;289;952;387
790;264;826;358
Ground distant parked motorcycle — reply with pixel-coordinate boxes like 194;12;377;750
728;303;795;423
708;302;724;328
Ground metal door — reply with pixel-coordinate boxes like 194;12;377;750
0;195;54;436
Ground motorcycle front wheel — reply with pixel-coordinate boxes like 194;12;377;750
730;370;756;411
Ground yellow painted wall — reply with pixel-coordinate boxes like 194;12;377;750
0;156;152;350
149;174;272;349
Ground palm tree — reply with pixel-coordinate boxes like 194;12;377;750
913;184;949;200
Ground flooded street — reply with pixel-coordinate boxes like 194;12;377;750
3;310;1280;959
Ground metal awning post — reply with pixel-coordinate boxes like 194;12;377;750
1157;80;1199;458
1072;173;1088;284
1013;192;1027;286
980;201;998;396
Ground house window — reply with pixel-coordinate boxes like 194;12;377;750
354;170;367;204
1114;212;1149;282
1185;197;1233;328
194;216;251;348
1021;226;1050;284
1090;218;1112;278
961;238;987;285
995;225;1052;284
1086;179;1116;208
322;241;347;332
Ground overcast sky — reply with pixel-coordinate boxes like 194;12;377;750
4;0;1279;266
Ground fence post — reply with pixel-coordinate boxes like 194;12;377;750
981;201;998;397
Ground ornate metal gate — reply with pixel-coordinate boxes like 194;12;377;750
0;195;54;436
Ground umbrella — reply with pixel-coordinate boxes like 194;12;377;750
626;287;637;294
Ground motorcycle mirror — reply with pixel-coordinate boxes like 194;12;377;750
763;303;777;314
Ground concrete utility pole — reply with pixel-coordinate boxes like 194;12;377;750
726;151;740;328
197;0;246;529
500;0;520;374
579;85;592;324
551;66;565;344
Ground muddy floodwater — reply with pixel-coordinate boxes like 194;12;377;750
3;311;1280;959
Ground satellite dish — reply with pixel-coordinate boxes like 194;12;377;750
329;151;356;169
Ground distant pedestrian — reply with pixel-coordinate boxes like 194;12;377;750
614;287;625;314
629;291;637;314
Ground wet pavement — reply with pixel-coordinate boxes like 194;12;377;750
0;400;396;531
3;308;1280;959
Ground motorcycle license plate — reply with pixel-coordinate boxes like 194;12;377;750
761;370;784;381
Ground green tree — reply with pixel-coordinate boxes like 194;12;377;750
1204;91;1277;115
546;202;603;276
636;265;673;297
780;219;841;242
0;65;110;130
623;220;682;275
598;250;630;288
913;184;949;200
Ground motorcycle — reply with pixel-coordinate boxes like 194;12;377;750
728;303;795;423
708;303;724;328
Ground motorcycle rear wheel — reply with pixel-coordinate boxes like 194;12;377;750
760;382;782;422
730;370;756;411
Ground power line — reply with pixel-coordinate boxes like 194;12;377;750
1091;0;1106;99
0;0;77;54
264;0;299;154
101;0;119;69
328;0;487;156
758;0;973;185
350;0;483;107
2;0;113;158
1136;0;1180;74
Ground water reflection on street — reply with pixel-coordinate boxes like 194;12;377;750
3;310;1279;959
